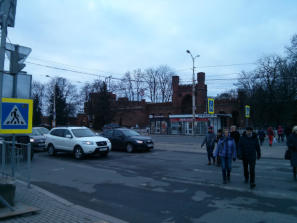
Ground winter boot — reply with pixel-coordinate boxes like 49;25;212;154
227;172;231;183
250;183;256;189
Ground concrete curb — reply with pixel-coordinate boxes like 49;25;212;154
17;180;128;223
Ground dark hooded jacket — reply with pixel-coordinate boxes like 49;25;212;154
287;133;297;167
238;132;261;161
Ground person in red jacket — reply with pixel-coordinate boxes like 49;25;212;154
277;125;284;142
267;127;274;147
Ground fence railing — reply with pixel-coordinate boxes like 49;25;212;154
0;141;32;188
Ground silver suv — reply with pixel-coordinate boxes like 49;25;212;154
45;127;111;159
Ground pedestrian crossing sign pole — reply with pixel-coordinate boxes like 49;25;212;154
0;97;33;134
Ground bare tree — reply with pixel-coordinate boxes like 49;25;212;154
45;77;79;123
143;68;159;102
120;72;135;101
156;65;174;102
132;69;145;101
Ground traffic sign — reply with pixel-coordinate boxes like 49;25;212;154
0;97;33;134
208;98;215;114
6;43;32;74
245;105;250;118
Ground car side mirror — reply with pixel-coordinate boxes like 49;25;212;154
65;134;72;138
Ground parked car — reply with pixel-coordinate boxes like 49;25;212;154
29;127;47;151
34;127;50;135
45;126;112;159
102;128;154;152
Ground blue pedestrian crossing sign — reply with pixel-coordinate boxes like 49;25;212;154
208;98;215;114
0;98;33;134
245;105;250;118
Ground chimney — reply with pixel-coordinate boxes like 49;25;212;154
197;72;205;85
172;76;179;89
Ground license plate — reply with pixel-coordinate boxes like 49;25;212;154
147;144;153;147
39;143;45;147
100;147;108;151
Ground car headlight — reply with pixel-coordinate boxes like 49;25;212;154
136;140;144;144
30;138;35;143
82;141;94;145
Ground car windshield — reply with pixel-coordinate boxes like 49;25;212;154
30;128;42;136
122;129;140;137
71;129;96;137
38;127;49;134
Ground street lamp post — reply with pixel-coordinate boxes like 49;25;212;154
186;50;200;136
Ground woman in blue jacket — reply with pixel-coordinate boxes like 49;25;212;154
213;128;237;184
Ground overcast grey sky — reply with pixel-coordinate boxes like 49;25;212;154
7;0;297;96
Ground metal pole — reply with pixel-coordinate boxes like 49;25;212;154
27;143;31;188
11;135;15;178
0;13;8;129
187;50;199;136
192;57;195;136
1;142;5;176
53;84;56;127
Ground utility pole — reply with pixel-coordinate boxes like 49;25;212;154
186;50;200;136
53;85;56;128
0;4;8;124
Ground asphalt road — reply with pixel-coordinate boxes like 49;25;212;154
29;139;297;223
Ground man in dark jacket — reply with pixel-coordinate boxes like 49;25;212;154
201;126;216;165
238;127;261;189
287;126;297;180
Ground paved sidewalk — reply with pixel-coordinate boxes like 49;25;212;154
2;181;127;223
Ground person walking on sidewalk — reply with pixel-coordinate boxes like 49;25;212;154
201;126;216;165
230;125;240;157
287;126;297;181
213;129;237;184
277;125;284;142
238;127;261;189
257;129;266;146
215;129;223;166
267;127;274;147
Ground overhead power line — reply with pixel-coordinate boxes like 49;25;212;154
175;62;257;72
27;60;297;84
26;60;246;83
26;61;122;81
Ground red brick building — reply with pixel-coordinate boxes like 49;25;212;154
85;72;244;135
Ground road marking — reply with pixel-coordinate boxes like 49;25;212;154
51;168;65;171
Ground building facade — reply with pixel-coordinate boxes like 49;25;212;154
85;72;244;135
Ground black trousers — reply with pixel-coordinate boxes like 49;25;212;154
207;149;215;163
242;159;256;183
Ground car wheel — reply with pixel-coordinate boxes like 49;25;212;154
48;144;56;156
74;146;84;160
126;143;134;153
